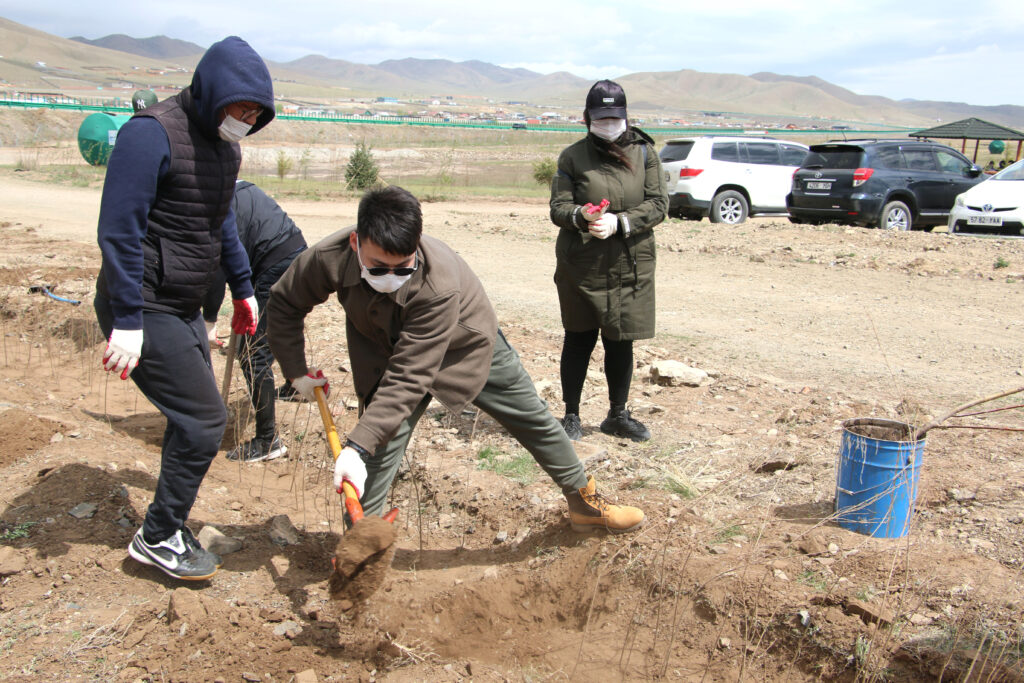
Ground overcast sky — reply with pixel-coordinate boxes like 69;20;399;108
3;1;1023;106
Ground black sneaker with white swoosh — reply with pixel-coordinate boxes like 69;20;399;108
128;528;219;580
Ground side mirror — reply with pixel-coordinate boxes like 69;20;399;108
967;165;982;178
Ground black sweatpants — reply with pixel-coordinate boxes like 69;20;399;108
95;296;226;543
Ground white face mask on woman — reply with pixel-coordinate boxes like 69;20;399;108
218;115;252;142
589;117;627;142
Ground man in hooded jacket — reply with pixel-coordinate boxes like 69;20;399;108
94;36;275;581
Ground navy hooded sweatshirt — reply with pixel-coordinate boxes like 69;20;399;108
96;36;276;330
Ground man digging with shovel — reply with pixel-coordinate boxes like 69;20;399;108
266;186;645;537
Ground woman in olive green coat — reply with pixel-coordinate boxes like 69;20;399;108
549;80;668;442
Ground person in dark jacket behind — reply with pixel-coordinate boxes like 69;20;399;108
204;180;307;462
94;36;275;581
549;80;668;443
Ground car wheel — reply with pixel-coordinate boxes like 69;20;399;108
709;191;748;225
879;200;912;231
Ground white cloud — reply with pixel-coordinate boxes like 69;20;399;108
1;0;1023;105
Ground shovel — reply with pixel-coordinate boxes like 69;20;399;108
220;333;239;409
313;386;398;602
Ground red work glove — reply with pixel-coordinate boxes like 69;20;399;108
581;198;610;221
231;296;259;335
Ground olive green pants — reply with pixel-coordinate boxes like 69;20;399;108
358;331;589;516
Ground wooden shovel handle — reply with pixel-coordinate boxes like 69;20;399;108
220;333;239;408
314;386;365;523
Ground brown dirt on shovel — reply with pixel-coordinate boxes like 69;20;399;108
328;516;397;604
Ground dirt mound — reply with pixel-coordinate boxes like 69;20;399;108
0;408;59;467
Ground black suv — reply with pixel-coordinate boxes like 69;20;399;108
787;140;984;230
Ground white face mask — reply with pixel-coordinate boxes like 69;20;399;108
356;238;416;293
590;118;627;142
361;270;412;293
218;115;252;142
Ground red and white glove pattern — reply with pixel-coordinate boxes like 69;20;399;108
290;368;330;402
102;329;143;380
580;198;610;222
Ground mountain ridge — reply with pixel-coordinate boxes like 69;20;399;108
4;21;1019;129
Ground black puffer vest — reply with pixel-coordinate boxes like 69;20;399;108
135;89;242;316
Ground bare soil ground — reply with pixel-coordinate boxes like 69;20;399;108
1;161;1024;682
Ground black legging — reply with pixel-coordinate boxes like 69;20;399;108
560;329;634;415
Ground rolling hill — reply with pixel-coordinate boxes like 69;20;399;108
3;17;1023;129
69;34;205;60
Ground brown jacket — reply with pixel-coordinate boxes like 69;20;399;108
267;226;498;453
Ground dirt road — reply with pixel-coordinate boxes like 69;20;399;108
4;173;1021;406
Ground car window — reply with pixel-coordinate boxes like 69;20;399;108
935;149;971;175
744;142;781;165
660;141;694;163
902;148;938;172
711;142;740;162
993;160;1024;180
803;148;863;169
872;146;906;170
780;145;808;166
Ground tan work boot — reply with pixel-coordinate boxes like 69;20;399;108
565;476;645;534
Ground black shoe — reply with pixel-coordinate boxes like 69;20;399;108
561;413;583;441
180;525;222;568
276;382;303;402
226;437;287;463
599;409;651;442
128;528;218;580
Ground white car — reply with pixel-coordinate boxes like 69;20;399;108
659;136;808;224
948;159;1024;237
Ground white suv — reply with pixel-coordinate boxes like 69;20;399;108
660;136;809;224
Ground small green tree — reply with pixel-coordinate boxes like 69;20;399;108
532;157;557;186
345;142;380;190
275;150;293;179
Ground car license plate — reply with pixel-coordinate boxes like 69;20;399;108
806;181;831;190
967;215;1003;226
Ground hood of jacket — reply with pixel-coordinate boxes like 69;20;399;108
188;36;275;139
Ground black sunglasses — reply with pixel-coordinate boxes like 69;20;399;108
365;263;417;276
357;238;418;276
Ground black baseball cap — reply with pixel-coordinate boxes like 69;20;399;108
585;80;627;119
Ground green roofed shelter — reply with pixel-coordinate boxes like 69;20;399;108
910;117;1024;163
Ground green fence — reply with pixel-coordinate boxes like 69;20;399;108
0;95;916;137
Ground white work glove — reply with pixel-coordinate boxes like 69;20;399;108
102;328;143;380
231;296;259;335
589;212;619;239
333;445;368;497
290;368;329;402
